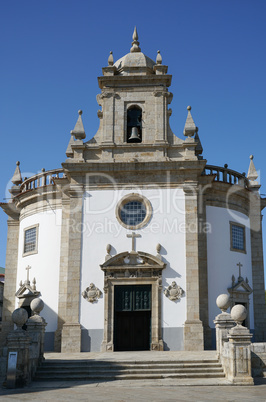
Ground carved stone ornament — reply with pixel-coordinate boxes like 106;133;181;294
82;283;102;303
164;281;184;301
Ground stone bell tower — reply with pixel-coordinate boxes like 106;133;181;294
70;26;200;164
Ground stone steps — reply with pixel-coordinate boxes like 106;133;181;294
34;358;225;382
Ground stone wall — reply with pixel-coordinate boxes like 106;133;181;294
251;342;266;377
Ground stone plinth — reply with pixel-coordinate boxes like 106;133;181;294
27;314;47;378
224;324;254;385
6;329;30;386
61;323;81;353
214;312;235;358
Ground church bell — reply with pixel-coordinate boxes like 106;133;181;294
128;126;141;143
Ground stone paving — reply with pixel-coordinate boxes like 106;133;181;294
1;378;266;401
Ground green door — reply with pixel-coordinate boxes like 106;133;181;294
114;285;151;351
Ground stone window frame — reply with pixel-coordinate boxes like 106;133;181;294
230;221;246;254
124;101;145;143
116;193;152;230
23;224;39;257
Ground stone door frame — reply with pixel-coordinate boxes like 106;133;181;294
101;276;164;352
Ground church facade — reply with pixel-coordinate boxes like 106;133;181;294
1;29;265;353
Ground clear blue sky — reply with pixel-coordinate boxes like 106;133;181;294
1;1;266;283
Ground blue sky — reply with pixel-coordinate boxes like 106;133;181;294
0;0;266;282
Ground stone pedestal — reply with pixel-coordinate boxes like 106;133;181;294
61;323;81;353
6;329;30;386
184;320;204;351
27;315;47;378
226;324;254;385
214;312;235;358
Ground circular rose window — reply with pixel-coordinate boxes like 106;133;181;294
116;194;152;229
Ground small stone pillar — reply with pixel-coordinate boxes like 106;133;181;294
6;308;30;387
27;298;47;378
226;305;253;385
213;294;235;358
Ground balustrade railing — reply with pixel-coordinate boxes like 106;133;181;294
203;164;249;188
20;168;65;192
18;164;249;194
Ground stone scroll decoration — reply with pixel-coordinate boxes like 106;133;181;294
164;281;184;301
82;283;102;303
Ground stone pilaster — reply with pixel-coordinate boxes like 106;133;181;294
55;185;83;352
0;218;20;351
249;189;266;341
183;185;204;350
198;190;212;349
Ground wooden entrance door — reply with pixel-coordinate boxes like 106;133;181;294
114;285;151;351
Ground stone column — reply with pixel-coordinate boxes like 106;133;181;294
55;184;83;353
225;305;253;385
198;188;212;349
0;218;20;349
249;188;266;341
183;185;204;350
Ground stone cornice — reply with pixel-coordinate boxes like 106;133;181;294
98;74;172;89
0;202;20;219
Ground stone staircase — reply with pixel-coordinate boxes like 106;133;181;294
34;357;225;381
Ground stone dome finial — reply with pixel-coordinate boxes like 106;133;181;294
130;26;141;53
11;160;23;186
247;154;259;184
183;105;196;137
108;51;114;66
156;50;162;65
71;110;86;141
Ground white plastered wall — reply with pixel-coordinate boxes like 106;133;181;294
16;209;62;332
206;206;254;328
80;188;186;331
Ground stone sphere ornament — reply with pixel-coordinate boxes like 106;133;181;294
30;297;44;315
216;294;230;312
231;304;247;325
12;308;28;329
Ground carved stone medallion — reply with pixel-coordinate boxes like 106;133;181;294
164;281;184;301
82;283;102;303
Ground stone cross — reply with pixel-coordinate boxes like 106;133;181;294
25;265;31;284
236;262;243;279
127;232;141;252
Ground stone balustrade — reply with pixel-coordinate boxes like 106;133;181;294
204;164;249;188
20;169;64;193
17;164;250;194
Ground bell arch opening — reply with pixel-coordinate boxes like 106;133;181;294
126;106;142;143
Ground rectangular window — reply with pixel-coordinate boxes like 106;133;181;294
23;225;39;256
230;222;246;253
